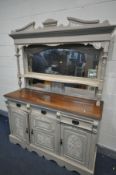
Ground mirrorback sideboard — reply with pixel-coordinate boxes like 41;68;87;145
4;17;116;175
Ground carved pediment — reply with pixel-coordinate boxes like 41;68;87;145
11;17;113;34
14;22;35;32
9;17;116;46
42;18;57;28
67;17;100;26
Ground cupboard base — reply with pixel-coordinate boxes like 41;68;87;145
9;134;95;175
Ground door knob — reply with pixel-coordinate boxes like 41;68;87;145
31;129;34;135
25;128;29;134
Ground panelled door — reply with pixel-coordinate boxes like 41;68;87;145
61;123;91;166
30;108;60;154
9;107;29;143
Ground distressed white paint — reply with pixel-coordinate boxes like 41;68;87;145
0;0;116;151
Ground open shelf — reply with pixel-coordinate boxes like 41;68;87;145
22;72;100;87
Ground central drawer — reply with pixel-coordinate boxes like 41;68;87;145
31;107;58;133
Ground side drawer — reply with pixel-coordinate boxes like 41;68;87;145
8;101;27;111
60;113;97;132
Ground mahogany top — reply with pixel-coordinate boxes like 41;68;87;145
4;88;103;120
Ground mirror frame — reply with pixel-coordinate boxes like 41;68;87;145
9;17;116;105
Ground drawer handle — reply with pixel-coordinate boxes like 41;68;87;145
72;120;79;125
16;103;21;107
41;110;47;115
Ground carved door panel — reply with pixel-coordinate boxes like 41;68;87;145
30;112;60;153
9;108;28;143
61;124;91;166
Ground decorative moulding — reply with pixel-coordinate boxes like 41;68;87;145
11;17;115;34
84;42;103;49
9;17;116;46
67;17;100;25
14;22;35;32
42;18;57;28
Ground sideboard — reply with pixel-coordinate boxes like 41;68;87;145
4;17;116;175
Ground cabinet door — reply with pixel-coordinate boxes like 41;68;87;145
61;124;91;166
9;107;29;143
30;109;60;153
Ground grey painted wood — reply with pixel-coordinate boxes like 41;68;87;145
8;105;29;143
6;99;98;175
61;124;91;166
10;20;115;40
67;17;100;25
10;18;116;105
6;17;116;175
30;108;60;153
13;34;111;45
15;22;35;32
15;45;22;89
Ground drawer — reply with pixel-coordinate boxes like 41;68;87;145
60;113;96;132
8;101;27;111
31;107;57;121
31;108;59;132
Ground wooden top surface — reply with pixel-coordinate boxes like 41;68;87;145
4;88;103;120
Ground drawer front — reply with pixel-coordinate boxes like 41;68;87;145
31;107;57;120
60;113;94;132
31;108;58;132
30;108;60;153
8;101;27;111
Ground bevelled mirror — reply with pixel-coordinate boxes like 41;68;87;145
24;43;103;98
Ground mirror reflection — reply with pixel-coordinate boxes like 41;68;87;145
25;44;102;97
27;44;102;79
27;79;96;99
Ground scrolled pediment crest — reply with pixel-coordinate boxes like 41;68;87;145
14;22;36;32
67;17;100;26
42;18;58;28
11;17;113;34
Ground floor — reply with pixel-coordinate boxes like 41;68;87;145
0;115;116;175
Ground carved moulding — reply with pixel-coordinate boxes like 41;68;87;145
11;16;115;35
14;22;36;32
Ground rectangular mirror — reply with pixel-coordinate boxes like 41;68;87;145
24;44;103;98
25;44;102;78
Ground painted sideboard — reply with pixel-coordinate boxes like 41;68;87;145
4;17;116;175
5;88;102;175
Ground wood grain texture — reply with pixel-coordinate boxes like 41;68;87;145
4;88;103;120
